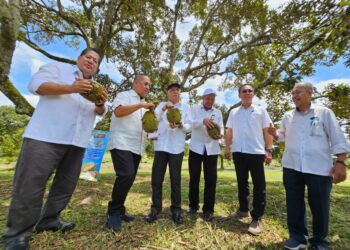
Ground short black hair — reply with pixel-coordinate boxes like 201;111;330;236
238;83;254;94
79;47;103;65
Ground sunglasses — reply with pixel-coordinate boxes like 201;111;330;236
241;89;253;93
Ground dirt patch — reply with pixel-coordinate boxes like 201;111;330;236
0;163;15;170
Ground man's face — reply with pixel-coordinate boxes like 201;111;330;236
291;85;312;108
203;94;216;109
76;50;100;78
239;85;254;104
134;76;151;98
167;87;181;103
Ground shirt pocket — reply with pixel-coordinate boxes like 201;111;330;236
310;120;324;136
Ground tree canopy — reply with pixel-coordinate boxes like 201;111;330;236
0;0;349;127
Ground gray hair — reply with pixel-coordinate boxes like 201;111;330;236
294;82;313;94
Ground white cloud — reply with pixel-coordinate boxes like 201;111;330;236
0;92;13;106
12;42;49;76
313;78;350;92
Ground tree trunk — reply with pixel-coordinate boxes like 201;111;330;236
0;0;34;115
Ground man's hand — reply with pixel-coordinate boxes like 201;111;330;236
212;134;222;140
265;151;272;164
329;162;347;184
203;118;216;128
224;147;231;159
267;123;277;138
72;77;93;93
141;102;155;110
162;102;174;111
95;89;108;106
169;122;182;129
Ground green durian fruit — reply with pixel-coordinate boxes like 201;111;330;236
81;80;104;103
166;108;181;124
142;110;158;133
207;123;221;139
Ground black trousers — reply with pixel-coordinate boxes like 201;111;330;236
3;138;85;242
283;168;332;248
108;149;141;215
188;150;218;213
232;152;266;221
151;151;183;213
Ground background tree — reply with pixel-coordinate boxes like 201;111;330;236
0;106;29;162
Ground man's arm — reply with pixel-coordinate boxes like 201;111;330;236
329;153;347;184
114;102;154;117
263;127;273;164
224;128;232;159
36;77;92;95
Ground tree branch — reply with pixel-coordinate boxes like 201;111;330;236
20;38;76;64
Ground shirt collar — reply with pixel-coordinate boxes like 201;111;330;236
130;89;144;100
200;105;213;111
74;65;93;80
239;104;255;111
295;103;313;114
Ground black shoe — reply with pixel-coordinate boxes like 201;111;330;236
171;212;183;225
120;214;135;222
187;207;197;215
203;212;214;222
106;214;122;232
35;220;75;233
146;209;158;223
4;236;29;250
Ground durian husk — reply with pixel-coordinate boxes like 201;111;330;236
207;123;221;139
80;80;104;103
142;110;158;133
166;108;181;124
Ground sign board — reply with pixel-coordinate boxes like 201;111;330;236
80;130;109;181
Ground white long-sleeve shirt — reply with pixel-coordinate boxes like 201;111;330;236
189;104;224;155
153;101;191;154
278;104;350;176
23;62;99;148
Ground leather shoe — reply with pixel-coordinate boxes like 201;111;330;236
187;207;197;215
35;219;75;233
146;209;158;223
106;214;122;232
171;212;183;225
120;214;135;222
5;236;29;250
203;212;214;222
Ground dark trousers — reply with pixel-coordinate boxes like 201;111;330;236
108;149;141;215
188;150;218;213
283;168;332;248
151;151;183;213
3;138;85;242
232;152;266;221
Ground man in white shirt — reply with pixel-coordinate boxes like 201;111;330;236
268;82;349;250
107;74;154;232
187;88;223;221
225;83;273;236
3;48;107;250
145;82;191;225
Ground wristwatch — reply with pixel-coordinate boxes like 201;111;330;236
265;148;273;153
336;160;347;166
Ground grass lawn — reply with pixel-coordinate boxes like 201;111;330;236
0;162;349;249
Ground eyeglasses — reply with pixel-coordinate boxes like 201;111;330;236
241;89;253;93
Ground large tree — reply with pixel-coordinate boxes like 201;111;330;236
1;0;350;117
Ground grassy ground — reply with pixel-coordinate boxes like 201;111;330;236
0;161;349;249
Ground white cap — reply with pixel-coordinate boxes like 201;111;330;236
202;88;216;96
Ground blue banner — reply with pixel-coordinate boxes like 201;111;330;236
80;130;109;181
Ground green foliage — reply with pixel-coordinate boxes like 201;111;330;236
0;106;29;158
